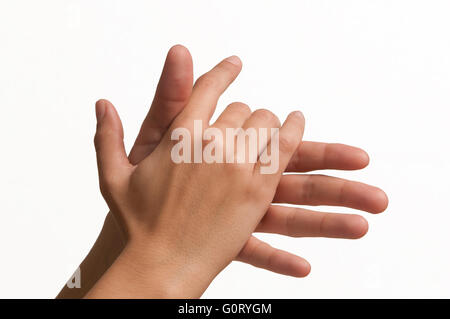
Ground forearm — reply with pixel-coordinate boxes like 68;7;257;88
56;212;125;298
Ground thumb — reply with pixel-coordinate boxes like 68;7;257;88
94;99;130;192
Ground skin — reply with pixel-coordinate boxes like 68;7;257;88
57;45;388;298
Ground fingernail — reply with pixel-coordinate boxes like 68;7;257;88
291;111;304;118
95;100;106;121
224;55;241;66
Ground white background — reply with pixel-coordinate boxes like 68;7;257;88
1;0;449;298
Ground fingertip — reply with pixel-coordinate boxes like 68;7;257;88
358;149;370;168
348;215;369;239
294;259;311;278
155;44;193;108
285;255;311;278
372;188;389;214
167;44;191;60
289;110;305;120
344;146;370;169
224;55;242;68
287;111;305;127
165;44;193;74
95;99;111;121
365;187;389;214
95;98;110;108
286;112;305;141
273;249;311;278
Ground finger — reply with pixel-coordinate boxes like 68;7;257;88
213;102;251;129
236;236;311;278
256;205;369;239
236;109;281;165
286;142;370;172
94;99;131;187
273;174;389;214
254;111;304;176
178;55;242;124
241;109;281;132
128;45;193;165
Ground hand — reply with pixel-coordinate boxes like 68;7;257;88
88;54;306;297
58;45;387;298
122;46;388;278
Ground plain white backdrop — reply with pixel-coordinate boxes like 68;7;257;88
1;0;449;298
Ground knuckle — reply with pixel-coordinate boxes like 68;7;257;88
253;109;281;127
94;126;119;152
170;115;195;133
244;174;270;198
255;181;275;198
227;102;251;115
233;162;251;174
195;74;217;90
93;130;104;151
100;174;124;198
277;134;297;153
301;175;317;203
286;209;297;237
243;179;258;198
170;117;185;130
100;175;115;192
98;180;111;198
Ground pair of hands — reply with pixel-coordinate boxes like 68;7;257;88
84;45;388;298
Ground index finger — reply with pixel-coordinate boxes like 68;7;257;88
177;55;242;124
286;142;370;172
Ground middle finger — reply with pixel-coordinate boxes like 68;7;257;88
273;174;389;214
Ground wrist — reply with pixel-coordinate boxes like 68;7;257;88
57;212;125;298
86;236;218;298
121;238;216;298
